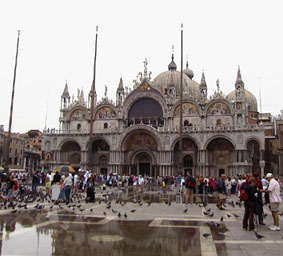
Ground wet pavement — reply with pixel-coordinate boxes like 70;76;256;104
0;193;282;255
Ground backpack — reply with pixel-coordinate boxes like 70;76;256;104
239;182;248;201
185;177;196;188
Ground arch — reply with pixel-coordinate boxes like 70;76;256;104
128;97;163;119
87;138;110;170
205;99;233;115
60;140;81;152
206;137;235;177
183;155;193;168
204;135;235;150
173;101;200;117
60;140;81;165
58;139;82;151
66;106;89;121
245;137;261;150
122;129;158;152
86;137;111;151
123;89;168;119
171;135;199;151
94;105;117;119
120;127;162;151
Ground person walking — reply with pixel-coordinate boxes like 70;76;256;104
51;171;61;203
263;173;281;231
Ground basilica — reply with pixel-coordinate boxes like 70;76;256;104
42;54;265;177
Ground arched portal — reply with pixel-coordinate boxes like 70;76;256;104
128;98;164;128
247;140;260;174
88;139;110;174
122;130;158;176
207;138;235;177
173;137;197;175
132;152;152;176
60;141;81;168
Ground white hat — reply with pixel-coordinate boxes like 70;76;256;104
266;173;273;178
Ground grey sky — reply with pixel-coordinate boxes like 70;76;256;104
1;0;282;133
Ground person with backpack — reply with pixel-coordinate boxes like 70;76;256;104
184;173;196;204
242;177;258;231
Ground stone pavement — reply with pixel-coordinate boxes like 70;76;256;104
0;193;282;256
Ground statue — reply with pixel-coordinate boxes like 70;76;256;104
104;85;108;98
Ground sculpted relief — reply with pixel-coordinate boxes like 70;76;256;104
207;102;230;115
95;107;116;119
174;102;198;116
125;132;157;151
70;109;86;121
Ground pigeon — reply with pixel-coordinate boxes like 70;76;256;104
103;212;107;216
90;209;93;212
207;221;220;228
203;211;208;215
184;208;188;213
202;233;211;238
220;216;224;222
208;212;214;217
168;202;171;206
11;210;17;214
124;213;127;218
147;202;152;206
112;209;117;214
106;205;111;209
232;213;240;218
231;201;235;208
118;212;121;218
254;231;264;240
227;214;231;218
130;209;136;213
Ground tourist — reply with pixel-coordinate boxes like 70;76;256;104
253;173;265;225
63;172;73;204
242;177;257;231
216;174;227;210
51;171;61;203
263;173;281;231
184;174;196;204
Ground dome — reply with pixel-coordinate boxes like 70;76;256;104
226;89;258;112
152;56;200;99
183;61;194;79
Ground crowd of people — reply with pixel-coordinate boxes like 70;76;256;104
0;168;281;232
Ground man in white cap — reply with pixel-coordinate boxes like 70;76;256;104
263;173;281;231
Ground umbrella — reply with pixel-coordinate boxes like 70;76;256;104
56;166;76;173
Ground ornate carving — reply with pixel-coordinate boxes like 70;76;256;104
174;102;198;116
125;132;157;151
207;102;230;115
95;107;116;119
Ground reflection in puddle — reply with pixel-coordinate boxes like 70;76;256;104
0;208;228;256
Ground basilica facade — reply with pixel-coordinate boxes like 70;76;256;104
42;55;265;177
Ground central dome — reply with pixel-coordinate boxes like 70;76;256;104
152;55;200;99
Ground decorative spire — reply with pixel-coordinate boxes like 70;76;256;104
200;72;207;87
62;81;70;98
235;65;244;88
168;53;177;71
216;79;220;93
118;77;124;90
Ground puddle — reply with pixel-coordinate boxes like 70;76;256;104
0;212;204;256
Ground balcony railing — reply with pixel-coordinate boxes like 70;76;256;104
44;123;262;136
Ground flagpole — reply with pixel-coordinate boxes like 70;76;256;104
179;24;184;174
4;30;21;172
89;26;98;137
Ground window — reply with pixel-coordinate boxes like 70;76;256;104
104;123;108;129
77;123;81;130
184;120;189;126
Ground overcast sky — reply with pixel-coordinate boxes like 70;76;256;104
1;0;282;133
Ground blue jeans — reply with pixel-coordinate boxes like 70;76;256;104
64;186;71;202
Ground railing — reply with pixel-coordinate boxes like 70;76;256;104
44;123;262;135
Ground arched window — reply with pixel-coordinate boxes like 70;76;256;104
104;123;108;129
77;123;81;130
184;120;189;126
